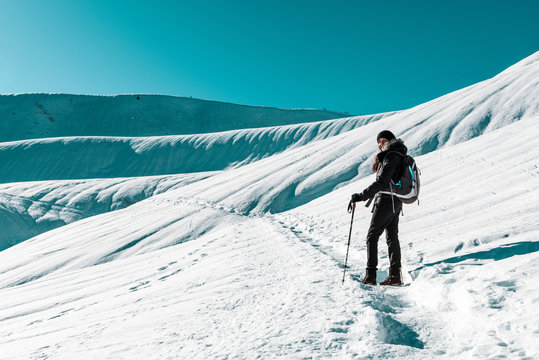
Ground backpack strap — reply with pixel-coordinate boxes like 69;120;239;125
385;151;407;183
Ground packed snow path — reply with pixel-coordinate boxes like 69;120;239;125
0;212;436;359
3;192;534;359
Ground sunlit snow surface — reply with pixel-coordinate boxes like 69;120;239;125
0;53;538;359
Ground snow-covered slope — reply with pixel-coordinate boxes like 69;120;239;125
1;50;536;185
0;114;385;248
0;102;388;248
0;114;385;182
0;94;350;142
0;172;216;249
0;52;538;359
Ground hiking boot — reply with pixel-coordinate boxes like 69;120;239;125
379;273;403;286
361;269;377;285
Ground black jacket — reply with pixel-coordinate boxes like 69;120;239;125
360;139;408;200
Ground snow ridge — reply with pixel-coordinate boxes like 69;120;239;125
0;94;350;142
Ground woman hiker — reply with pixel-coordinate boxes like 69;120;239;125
349;130;407;286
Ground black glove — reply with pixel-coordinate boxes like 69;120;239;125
348;193;364;213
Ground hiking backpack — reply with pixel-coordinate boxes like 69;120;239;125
379;152;420;204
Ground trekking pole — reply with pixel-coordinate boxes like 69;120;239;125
342;202;356;285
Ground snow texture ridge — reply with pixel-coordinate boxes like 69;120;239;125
0;114;386;182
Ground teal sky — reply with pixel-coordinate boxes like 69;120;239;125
0;0;538;115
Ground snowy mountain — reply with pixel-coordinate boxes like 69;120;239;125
0;51;538;359
0;105;387;248
0;94;350;142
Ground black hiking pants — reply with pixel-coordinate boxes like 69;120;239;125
366;195;402;274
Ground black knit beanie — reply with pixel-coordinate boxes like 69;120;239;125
377;130;396;142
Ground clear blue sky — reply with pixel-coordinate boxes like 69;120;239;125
0;0;537;115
